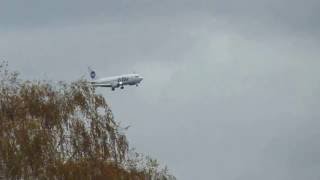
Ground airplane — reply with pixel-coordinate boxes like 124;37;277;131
88;68;143;91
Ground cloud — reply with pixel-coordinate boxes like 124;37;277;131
1;0;319;36
109;23;320;179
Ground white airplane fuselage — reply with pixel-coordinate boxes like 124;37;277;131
90;70;143;91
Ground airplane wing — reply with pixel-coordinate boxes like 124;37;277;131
92;84;112;87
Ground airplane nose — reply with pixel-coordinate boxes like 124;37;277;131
140;76;144;81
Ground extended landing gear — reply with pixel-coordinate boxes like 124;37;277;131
112;87;115;91
120;86;124;90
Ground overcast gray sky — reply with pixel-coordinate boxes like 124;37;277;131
1;0;320;179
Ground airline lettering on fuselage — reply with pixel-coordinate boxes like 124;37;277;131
118;77;129;82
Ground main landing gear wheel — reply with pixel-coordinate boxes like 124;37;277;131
112;87;115;91
120;86;124;89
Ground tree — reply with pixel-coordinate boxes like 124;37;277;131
0;62;175;180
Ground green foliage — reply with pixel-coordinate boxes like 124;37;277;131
0;62;175;180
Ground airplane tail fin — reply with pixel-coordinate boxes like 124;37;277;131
88;67;97;80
